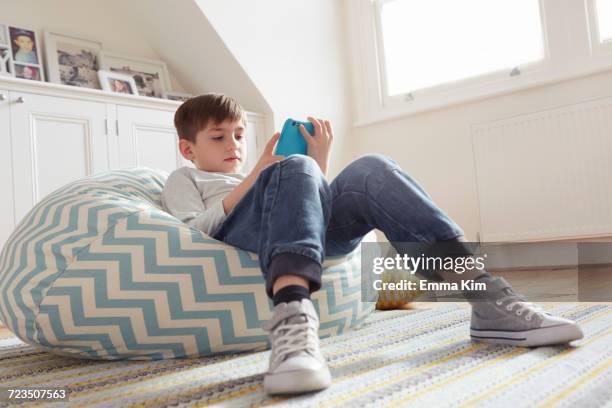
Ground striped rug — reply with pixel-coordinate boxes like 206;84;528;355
1;303;611;407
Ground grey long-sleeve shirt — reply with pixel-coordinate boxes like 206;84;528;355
161;166;247;236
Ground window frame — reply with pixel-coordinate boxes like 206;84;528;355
586;0;612;56
373;0;552;107
347;0;612;126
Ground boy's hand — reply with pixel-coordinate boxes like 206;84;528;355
248;132;284;181
299;117;334;176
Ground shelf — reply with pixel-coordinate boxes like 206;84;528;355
0;76;182;111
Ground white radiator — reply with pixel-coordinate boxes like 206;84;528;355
472;96;612;242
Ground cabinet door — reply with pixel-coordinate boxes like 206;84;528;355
116;105;184;172
9;91;109;226
0;89;14;249
244;112;264;173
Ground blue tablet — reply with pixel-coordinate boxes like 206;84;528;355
274;118;314;157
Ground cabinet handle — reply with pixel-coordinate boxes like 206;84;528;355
0;94;5;101
15;96;25;104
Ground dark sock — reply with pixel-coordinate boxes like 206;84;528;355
474;271;493;281
438;237;494;280
272;284;311;306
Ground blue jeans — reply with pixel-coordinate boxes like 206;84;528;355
211;154;464;298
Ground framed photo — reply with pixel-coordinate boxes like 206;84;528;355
9;26;40;65
99;51;170;98
0;46;12;77
44;30;102;89
3;23;44;81
0;23;8;46
98;70;138;95
14;63;41;80
162;91;192;102
0;24;13;77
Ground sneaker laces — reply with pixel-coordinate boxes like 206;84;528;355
269;314;321;366
495;290;547;321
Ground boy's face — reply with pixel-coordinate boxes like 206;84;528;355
22;66;34;79
179;118;247;173
14;35;33;52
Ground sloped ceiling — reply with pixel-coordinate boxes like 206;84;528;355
118;0;271;115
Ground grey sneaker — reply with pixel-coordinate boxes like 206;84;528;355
468;276;584;347
262;298;332;395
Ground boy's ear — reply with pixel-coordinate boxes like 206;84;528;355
178;139;194;161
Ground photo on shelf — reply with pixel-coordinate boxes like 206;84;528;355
0;47;12;77
4;24;44;81
9;26;38;64
14;63;41;81
98;69;138;95
44;30;102;89
162;91;192;102
0;24;12;77
0;23;8;45
99;51;170;98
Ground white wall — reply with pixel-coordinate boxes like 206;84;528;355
195;0;355;177
349;69;612;241
342;0;612;242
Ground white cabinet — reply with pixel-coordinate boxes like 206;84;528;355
244;112;264;172
0;89;13;248
114;105;264;172
0;77;265;251
9;91;109;224
115;105;186;172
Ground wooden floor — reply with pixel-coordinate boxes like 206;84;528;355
497;265;612;301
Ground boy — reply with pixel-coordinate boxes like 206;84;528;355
162;93;583;396
11;30;37;64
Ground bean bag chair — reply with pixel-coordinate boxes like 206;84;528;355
0;167;378;360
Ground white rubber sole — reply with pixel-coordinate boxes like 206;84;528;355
264;366;332;395
470;323;584;347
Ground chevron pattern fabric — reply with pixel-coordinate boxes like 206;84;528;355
0;168;376;360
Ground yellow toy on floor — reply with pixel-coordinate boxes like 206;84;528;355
375;268;424;310
374;245;425;310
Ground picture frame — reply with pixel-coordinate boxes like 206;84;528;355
4;23;44;81
162;91;192;102
0;23;14;76
44;30;102;89
0;23;13;77
0;23;8;46
13;63;42;80
98;70;138;95
99;51;171;98
0;47;12;77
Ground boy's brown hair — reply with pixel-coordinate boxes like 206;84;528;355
174;93;247;143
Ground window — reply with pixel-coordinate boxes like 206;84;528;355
595;0;612;42
377;0;546;97
348;0;612;125
586;0;612;57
